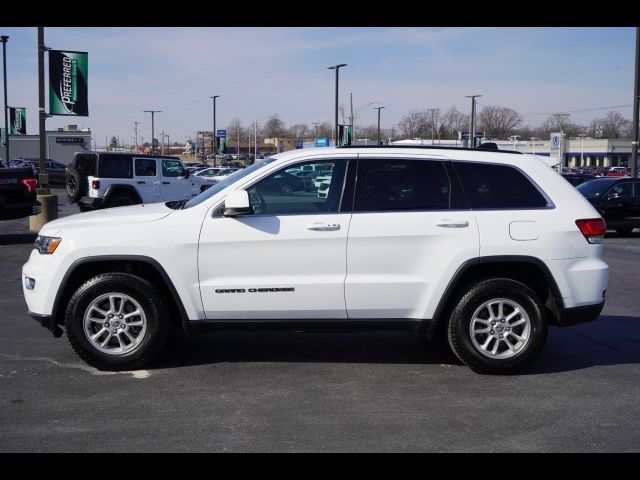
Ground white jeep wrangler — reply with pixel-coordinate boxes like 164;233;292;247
65;152;214;210
26;146;608;374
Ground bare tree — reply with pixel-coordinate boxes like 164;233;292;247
440;106;469;139
398;110;431;139
538;113;583;138
262;114;286;138
287;123;310;138
477;105;522;140
590;111;632;139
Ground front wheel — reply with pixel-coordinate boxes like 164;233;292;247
447;278;548;374
65;273;169;370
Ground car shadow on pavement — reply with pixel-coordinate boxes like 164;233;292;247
151;328;463;369
150;315;640;373
0;233;37;245
526;315;640;374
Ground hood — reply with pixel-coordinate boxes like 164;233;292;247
41;202;174;235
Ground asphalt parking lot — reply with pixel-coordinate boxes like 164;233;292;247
0;191;639;452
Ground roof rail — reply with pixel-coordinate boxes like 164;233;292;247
337;144;523;154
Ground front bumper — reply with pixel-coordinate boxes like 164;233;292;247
28;311;63;337
79;196;104;209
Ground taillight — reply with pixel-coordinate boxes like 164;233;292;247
20;178;37;193
91;179;100;190
575;218;606;244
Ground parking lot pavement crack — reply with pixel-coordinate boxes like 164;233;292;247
0;353;150;378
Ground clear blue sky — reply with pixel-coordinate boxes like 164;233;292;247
0;27;635;145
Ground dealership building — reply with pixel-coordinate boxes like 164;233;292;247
391;137;634;168
0;125;92;165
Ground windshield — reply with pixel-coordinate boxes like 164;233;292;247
183;158;277;209
576;178;616;198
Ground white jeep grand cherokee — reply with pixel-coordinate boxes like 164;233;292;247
23;146;609;374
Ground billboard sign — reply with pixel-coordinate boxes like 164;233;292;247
216;129;227;138
48;50;89;116
315;137;329;147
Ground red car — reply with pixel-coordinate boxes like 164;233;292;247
606;167;630;177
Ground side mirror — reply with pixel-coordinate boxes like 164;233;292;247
183;169;191;178
223;190;251;217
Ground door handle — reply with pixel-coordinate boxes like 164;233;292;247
162;181;170;185
307;222;340;231
436;219;469;228
137;181;146;184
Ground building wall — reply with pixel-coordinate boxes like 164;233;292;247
1;131;92;165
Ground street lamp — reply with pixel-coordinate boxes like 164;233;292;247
327;64;347;146
1;35;8;165
143;110;162;155
465;94;482;148
210;95;220;165
374;106;386;146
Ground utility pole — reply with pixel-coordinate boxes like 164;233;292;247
165;133;170;155
143;110;162;155
134;121;139;153
350;92;354;142
254;120;258;160
327;64;347;146
313;122;321;140
210;95;219;165
1;35;9;165
465;95;482;148
161;129;165;155
426;108;438;144
632;26;639;177
374;106;385;146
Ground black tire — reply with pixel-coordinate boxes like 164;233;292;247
106;194;137;208
447;278;548;375
65;167;86;203
615;227;634;235
65;273;169;371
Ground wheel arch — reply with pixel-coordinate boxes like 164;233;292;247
52;255;188;329
428;256;564;338
103;184;143;205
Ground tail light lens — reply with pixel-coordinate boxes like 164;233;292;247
91;179;100;190
576;218;606;244
20;178;37;193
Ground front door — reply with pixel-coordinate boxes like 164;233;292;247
198;157;353;319
160;159;190;201
345;155;479;320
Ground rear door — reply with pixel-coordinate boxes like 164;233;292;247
133;157;160;203
345;154;479;320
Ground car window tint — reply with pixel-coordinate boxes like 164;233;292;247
454;162;548;209
607;182;633;197
135;158;157;177
98;155;132;178
161;160;185;178
354;158;451;212
247;160;347;215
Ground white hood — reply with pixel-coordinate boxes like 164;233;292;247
40;202;174;235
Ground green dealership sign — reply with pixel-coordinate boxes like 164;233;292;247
49;50;89;116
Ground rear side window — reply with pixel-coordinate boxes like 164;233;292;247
354;158;451;212
74;154;97;176
454;162;549;209
98;155;132;179
135;158;157;177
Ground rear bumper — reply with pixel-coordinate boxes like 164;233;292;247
558;301;604;327
79;196;104;209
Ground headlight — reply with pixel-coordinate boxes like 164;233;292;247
34;236;62;254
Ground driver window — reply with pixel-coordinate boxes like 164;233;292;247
608;183;632;198
247;160;347;215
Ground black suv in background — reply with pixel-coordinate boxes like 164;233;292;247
577;177;640;234
9;158;67;186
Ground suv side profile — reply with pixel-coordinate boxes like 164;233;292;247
65;152;214;211
24;146;608;374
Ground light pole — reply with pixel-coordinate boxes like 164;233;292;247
465;94;482;148
374;106;385;146
327;64;347;146
1;35;9;165
143;110;162;155
578;133;587;167
631;27;639;177
165;134;170;155
210;95;219;165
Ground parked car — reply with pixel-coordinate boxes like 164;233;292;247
577;177;640;234
606;167;630;177
562;174;593;187
9;158;67;186
0;167;40;220
183;162;209;172
64;152;215;211
24;145;608;374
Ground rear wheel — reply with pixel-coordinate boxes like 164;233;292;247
65;273;169;371
447;278;548;374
